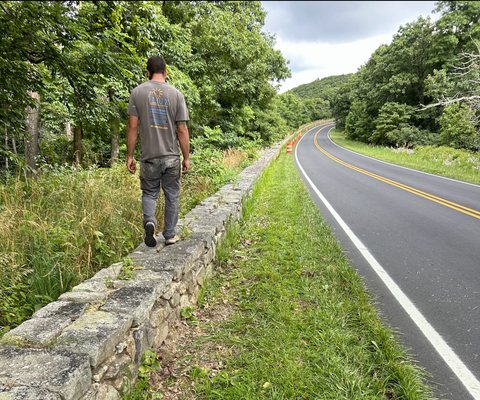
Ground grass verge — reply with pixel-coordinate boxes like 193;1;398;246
146;150;433;399
330;130;480;185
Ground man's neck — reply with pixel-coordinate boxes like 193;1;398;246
150;73;166;83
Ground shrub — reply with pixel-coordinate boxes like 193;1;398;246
439;103;479;151
345;100;372;142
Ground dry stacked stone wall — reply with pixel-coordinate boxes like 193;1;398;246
0;142;283;400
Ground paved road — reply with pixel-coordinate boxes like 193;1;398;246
295;123;480;400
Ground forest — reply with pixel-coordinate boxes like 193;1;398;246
332;1;480;151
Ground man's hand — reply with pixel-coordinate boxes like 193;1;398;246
182;158;190;174
127;156;137;174
126;115;139;174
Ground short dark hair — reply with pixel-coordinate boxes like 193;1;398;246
147;56;166;74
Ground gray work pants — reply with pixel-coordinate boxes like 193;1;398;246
140;156;180;240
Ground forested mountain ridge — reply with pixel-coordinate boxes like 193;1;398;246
289;74;353;102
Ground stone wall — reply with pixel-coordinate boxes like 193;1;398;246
0;142;283;400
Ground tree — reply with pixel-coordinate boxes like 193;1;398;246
345;101;372;142
24;92;40;176
372;102;418;147
439;103;478;150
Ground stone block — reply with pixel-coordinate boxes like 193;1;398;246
33;301;87;320
80;384;120;400
103;354;131;381
179;294;190;309
195;266;207;286
4;301;88;346
0;347;91;400
71;279;109;293
177;281;187;295
149;305;168;329
92;365;108;383
132;326;149;366
92;263;122;281
58;291;108;304
0;386;61;400
169;292;181;308
101;284;156;327
160;282;179;301
152;323;169;348
55;311;132;368
124;269;171;297
184;270;197;294
166;308;179;323
129;255;184;281
2;316;72;346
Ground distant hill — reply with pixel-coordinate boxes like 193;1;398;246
288;74;353;102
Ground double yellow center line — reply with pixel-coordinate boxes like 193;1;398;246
313;129;480;221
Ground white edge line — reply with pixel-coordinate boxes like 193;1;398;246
295;126;480;400
326;129;480;189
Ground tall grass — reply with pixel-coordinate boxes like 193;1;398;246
0;147;255;335
0;165;142;331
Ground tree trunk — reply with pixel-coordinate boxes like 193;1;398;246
24;91;40;177
110;116;120;166
4;124;8;170
12;134;17;155
73;123;83;166
64;120;72;140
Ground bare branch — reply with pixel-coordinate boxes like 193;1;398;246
418;96;480;110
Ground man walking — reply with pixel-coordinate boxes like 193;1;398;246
126;56;190;247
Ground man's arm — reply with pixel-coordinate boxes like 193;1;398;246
126;115;139;174
177;122;190;173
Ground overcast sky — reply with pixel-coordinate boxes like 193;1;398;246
262;1;436;92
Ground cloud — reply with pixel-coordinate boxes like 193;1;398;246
261;1;437;92
263;1;436;44
276;33;393;92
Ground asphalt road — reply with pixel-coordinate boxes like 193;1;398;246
295;123;480;400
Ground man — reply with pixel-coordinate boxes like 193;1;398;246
126;56;190;247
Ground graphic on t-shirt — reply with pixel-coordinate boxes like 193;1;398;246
148;88;169;129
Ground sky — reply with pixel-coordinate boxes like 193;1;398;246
261;1;437;92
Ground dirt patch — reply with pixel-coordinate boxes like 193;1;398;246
150;298;236;399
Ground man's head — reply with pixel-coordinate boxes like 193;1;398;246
146;56;166;79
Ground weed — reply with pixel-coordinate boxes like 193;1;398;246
122;350;162;400
118;257;136;281
180;306;197;324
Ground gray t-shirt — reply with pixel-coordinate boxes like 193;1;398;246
128;80;189;161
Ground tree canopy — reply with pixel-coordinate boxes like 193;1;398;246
0;1;295;176
332;0;480;151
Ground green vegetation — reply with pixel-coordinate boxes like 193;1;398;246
0;149;254;336
122;350;162;400
0;1;294;178
289;74;353;102
151;151;432;399
330;130;480;185
331;1;480;152
0;1;311;335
